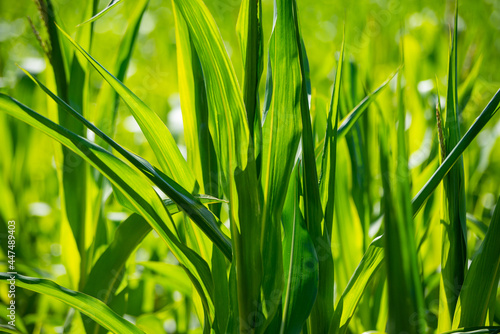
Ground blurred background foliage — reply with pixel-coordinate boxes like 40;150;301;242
0;0;499;332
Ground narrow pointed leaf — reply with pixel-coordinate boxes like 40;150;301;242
56;25;197;191
78;0;123;26
328;236;385;334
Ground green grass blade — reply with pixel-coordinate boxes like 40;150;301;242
411;89;500;216
82;193;225;326
19;71;232;260
78;0;123;26
0;273;143;334
291;1;326;331
337;69;398;138
56;25;197;191
313;69;398;152
171;9;218;262
452;196;500;327
0;94;216;320
439;4;468;331
381;64;425;333
258;0;304;327
94;0;148;139
458;54;483;112
171;0;251;178
171;1;263;331
281;166;319;334
172;10;217;198
82;214;151;334
328;236;384;334
237;0;263;138
313;21;345;334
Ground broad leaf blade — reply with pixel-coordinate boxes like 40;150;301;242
280;166;319;334
259;0;304;326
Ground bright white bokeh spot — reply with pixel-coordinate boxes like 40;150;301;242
29;202;52;217
164;319;177;333
124;115;142;133
21;57;46;74
107;212;128;222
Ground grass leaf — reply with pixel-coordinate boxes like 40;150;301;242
0;273;143;334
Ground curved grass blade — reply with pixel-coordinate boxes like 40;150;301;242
56;24;197;191
94;0;149;139
411;89;500;217
0;94;216;321
328;236;384;334
452;196;500;328
313;69;398;152
0;273;143;334
280;166;319;334
78;0;123;26
337;69;398;138
18;71;232;261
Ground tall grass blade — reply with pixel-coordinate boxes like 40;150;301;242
314;23;345;334
381;62;425;333
171;0;262;331
82;214;150;334
237;0;263;139
439;4;468;331
291;1;328;332
280;166;319;334
258;0;304;327
94;0;148;140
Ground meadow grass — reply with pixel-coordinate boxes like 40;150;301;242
0;0;500;333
